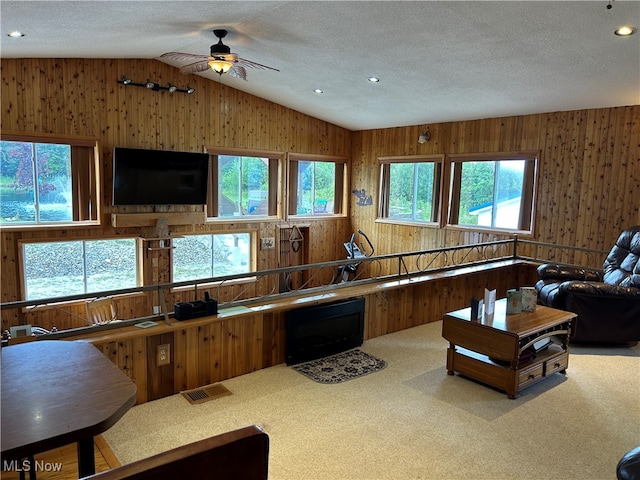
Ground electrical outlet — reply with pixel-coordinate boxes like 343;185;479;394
156;343;170;366
152;305;161;315
261;237;275;250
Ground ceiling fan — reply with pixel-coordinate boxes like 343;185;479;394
160;29;279;81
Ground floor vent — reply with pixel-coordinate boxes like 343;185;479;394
181;383;232;405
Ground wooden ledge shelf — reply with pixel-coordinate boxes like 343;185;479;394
64;259;539;405
71;259;531;345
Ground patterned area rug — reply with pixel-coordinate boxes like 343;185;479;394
291;349;387;384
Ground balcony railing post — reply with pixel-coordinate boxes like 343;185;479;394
512;234;518;258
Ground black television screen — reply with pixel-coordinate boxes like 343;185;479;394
112;147;209;205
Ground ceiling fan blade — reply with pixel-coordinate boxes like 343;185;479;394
236;56;280;72
228;65;248;81
179;60;211;74
159;51;208;62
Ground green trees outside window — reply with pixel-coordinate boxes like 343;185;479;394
296;160;336;214
218;156;269;217
388;162;436;222
1;141;72;224
457;160;525;228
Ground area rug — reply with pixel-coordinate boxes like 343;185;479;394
291;349;387;384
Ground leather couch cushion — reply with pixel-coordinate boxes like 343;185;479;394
603;227;640;288
617;446;640;480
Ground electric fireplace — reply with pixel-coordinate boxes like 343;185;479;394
285;297;365;365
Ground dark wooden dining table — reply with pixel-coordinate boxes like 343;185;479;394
1;340;137;478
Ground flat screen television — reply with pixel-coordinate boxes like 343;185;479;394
112;147;209;205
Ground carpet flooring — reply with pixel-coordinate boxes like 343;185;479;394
102;321;640;480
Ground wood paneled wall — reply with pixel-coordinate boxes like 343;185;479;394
86;261;538;404
0;58;351;329
351;107;640;260
1;58;638;399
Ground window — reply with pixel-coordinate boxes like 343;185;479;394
1;132;100;226
21;238;137;301
378;155;443;224
172;232;253;283
206;148;281;219
448;152;537;232
288;154;347;216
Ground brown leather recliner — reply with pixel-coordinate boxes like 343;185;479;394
536;226;640;343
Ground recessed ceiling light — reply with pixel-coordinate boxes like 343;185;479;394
368;76;380;83
313;88;324;94
615;25;637;36
7;31;25;38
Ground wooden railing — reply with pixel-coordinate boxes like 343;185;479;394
0;236;609;340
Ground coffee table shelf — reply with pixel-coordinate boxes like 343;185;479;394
442;299;575;398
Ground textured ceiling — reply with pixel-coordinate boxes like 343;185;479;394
1;1;639;130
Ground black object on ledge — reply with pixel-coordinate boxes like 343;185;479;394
174;297;218;321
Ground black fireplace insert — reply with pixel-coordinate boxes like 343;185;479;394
285;297;365;365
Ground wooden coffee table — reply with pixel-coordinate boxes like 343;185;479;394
442;298;576;398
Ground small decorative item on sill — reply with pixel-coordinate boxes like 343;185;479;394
506;289;522;314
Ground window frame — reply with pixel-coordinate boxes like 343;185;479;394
205;147;284;222
377;154;445;227
170;230;258;290
286;153;349;219
18;236;139;302
445;151;538;234
0;131;102;229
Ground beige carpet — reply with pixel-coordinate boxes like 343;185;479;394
102;321;640;480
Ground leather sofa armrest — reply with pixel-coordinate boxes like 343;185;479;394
559;281;640;298
537;264;602;282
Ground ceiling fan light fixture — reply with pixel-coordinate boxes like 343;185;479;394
209;59;233;75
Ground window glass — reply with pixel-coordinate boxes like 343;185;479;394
296;161;336;215
218;156;269;217
378;155;443;224
1;141;72;224
173;233;252;283
22;239;137;300
388;162;436;222
448;153;536;233
287;155;345;217
457;160;524;229
1;134;99;226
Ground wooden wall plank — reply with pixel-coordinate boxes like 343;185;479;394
351;105;638;262
0;58;352;330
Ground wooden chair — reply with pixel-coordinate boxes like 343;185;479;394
86;297;117;325
84;425;269;480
